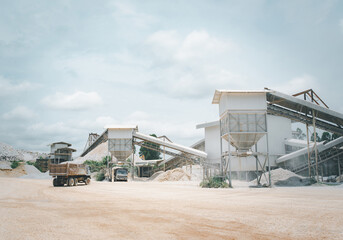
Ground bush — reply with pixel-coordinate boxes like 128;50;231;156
11;160;20;169
84;160;107;173
26;160;43;172
200;176;230;188
96;172;105;181
34;162;44;172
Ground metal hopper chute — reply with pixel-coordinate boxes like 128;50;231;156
220;111;267;151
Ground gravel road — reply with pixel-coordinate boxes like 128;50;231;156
0;178;342;240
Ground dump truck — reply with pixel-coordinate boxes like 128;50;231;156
49;163;91;187
111;167;128;182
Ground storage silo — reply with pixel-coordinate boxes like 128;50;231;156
212;90;271;187
106;125;138;163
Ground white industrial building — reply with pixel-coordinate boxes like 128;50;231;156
196;89;343;183
80;88;343;184
197;114;291;172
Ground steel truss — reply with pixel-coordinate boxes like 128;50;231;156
133;139;202;171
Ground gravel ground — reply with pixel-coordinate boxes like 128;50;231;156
0;178;343;240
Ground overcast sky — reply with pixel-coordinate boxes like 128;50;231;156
1;0;343;154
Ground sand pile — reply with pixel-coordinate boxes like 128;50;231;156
149;171;164;181
74;141;109;163
0;163;26;177
251;168;312;186
153;168;191;182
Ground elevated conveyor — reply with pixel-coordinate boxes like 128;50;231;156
80;129;207;162
277;137;343;174
266;89;343;135
133;132;207;159
80;129;108;157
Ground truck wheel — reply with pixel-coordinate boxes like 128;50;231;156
73;178;78;186
58;178;64;186
68;178;74;186
85;178;91;185
53;178;58;187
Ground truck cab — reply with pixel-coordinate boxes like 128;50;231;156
112;167;128;182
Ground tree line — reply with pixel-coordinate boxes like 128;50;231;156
295;128;340;142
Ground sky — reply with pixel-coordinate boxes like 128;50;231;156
1;0;343;154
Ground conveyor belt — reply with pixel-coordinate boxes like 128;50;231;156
266;89;343;135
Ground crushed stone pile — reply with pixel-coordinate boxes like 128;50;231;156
0;162;50;179
0;142;21;161
0;142;48;162
251;168;312;186
74;141;109;164
20;165;50;179
153;168;191;182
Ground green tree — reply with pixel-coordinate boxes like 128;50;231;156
321;132;331;142
311;132;321;142
139;134;161;160
332;133;340;140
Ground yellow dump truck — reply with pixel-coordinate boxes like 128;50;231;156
49;163;91;187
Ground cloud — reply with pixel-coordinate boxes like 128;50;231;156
55;53;150;86
271;74;318;95
145;30;243;99
0;76;38;97
147;30;232;62
110;1;155;28
2;106;36;120
77;116;118;130
125;111;202;143
42;91;103;110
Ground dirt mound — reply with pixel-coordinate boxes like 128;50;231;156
153;168;191;182
0;163;26;177
251;168;311;186
74;141;109;163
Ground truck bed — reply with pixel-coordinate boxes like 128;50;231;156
49;163;88;176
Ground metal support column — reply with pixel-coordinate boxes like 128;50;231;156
313;110;319;182
227;132;232;188
338;159;341;182
219;118;224;178
306;123;311;178
255;144;260;185
131;139;135;181
266;134;271;187
264;113;271;187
